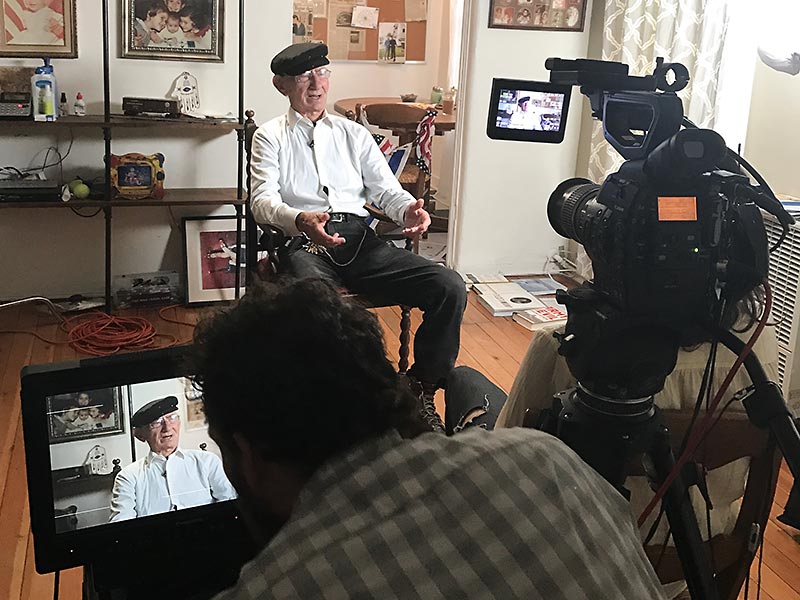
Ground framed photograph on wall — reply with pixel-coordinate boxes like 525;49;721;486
47;387;125;444
488;0;587;32
121;0;224;62
0;0;78;58
182;215;246;305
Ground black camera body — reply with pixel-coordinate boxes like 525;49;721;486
544;57;784;339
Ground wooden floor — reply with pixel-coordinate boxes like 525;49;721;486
0;293;798;599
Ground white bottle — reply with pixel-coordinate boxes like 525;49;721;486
73;92;86;116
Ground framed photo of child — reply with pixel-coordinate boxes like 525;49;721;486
121;0;223;62
47;387;125;444
0;0;78;58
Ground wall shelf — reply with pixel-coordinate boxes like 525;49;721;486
1;115;243;131
0;188;245;209
1;0;248;309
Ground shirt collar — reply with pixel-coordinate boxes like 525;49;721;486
286;107;331;131
144;447;185;466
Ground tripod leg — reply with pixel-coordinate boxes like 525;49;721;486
777;479;800;529
646;425;718;600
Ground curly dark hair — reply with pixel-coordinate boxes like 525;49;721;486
188;278;424;471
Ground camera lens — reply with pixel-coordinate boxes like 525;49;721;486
547;177;601;241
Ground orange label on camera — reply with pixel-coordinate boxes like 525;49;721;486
658;196;697;221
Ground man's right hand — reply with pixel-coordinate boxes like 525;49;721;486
295;212;346;247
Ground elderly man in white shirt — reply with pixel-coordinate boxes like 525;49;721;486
109;396;236;521
249;42;467;432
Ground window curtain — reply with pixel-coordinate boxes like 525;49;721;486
587;0;730;182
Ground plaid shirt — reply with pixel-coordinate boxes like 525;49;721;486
214;428;666;599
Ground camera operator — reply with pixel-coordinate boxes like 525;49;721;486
188;278;667;599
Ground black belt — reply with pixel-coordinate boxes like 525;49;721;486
328;212;365;223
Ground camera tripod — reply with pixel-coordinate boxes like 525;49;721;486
537;285;800;600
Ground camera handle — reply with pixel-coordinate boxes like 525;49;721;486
536;389;719;600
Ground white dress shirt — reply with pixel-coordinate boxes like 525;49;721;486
249;109;416;236
109;448;237;521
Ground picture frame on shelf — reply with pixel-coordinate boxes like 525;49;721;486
488;0;586;32
0;0;78;58
121;0;224;63
47;387;125;444
110;153;166;200
182;215;248;305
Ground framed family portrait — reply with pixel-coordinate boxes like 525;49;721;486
182;215;248;305
47;387;125;444
0;0;78;58
488;0;586;32
121;0;224;62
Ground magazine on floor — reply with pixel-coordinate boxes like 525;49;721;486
472;282;543;317
512;305;568;330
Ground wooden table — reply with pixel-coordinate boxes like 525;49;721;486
333;96;457;134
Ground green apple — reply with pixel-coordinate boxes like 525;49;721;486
68;178;84;193
73;182;91;199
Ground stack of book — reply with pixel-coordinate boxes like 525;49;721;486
472;282;542;317
512;304;568;331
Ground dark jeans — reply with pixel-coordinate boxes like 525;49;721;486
280;216;467;385
444;366;507;435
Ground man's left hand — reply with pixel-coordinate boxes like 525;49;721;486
402;199;431;237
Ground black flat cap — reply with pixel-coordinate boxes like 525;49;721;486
271;42;330;76
131;396;179;428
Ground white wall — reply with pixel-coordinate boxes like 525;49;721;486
744;60;800;198
450;1;592;275
0;0;452;300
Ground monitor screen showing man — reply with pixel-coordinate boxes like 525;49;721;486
495;89;566;132
47;378;236;531
486;78;571;143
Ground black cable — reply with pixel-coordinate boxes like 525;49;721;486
53;569;60;600
1;165;24;178
70;207;103;218
642;504;667;546
39;131;74;173
642;314;722;549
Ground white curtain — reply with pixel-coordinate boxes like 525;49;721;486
587;0;730;182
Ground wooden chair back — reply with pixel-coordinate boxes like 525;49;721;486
637;409;780;600
524;406;779;599
358;103;431;203
360;103;430;145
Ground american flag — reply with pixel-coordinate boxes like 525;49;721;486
372;133;395;157
3;0;65;44
413;109;437;175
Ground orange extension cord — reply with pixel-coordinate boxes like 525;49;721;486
0;301;196;357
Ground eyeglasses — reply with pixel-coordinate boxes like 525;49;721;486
146;413;180;430
294;67;332;83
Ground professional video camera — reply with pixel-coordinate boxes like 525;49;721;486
513;57;800;600
546;58;793;343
